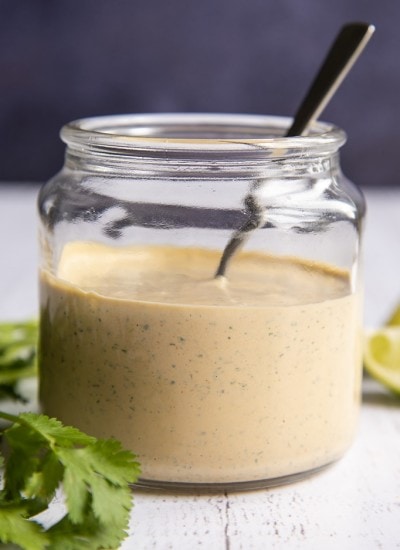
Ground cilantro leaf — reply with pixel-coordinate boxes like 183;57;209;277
59;444;134;526
0;320;38;402
58;439;137;528
0;502;49;549
0;411;141;549
13;412;96;447
47;507;131;550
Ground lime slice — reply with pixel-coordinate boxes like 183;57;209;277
364;326;400;395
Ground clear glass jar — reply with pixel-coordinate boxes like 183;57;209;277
38;113;364;491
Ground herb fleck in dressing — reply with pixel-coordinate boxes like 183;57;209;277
39;242;362;484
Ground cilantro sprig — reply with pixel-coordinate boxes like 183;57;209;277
0;320;37;401
0;411;141;549
0;321;141;549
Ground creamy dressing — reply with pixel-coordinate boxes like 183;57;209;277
39;242;362;484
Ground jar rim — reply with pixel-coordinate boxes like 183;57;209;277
61;113;347;154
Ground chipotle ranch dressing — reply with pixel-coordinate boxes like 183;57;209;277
39;242;362;484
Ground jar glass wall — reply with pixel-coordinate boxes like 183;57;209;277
38;114;364;491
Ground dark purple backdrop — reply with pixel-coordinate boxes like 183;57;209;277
0;1;398;187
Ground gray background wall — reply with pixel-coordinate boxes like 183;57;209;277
0;1;398;187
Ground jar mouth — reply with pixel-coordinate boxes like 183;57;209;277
61;113;346;154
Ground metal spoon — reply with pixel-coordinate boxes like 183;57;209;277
215;21;375;278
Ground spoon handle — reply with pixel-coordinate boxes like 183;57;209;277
286;22;375;137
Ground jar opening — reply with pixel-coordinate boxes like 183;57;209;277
61;113;346;155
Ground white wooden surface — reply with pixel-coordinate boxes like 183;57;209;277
1;184;400;550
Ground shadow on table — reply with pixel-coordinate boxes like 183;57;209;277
362;375;400;407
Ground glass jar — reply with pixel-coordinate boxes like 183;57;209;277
38;113;364;491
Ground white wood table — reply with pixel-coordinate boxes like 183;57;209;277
1;184;400;550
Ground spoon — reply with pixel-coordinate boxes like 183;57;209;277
215;21;375;279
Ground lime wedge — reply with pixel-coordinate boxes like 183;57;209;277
387;304;400;327
364;326;400;395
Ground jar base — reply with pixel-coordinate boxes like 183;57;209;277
132;460;336;493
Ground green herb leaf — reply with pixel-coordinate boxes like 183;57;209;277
0;411;141;549
0;320;38;401
0;502;50;550
59;441;135;526
47;507;130;550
